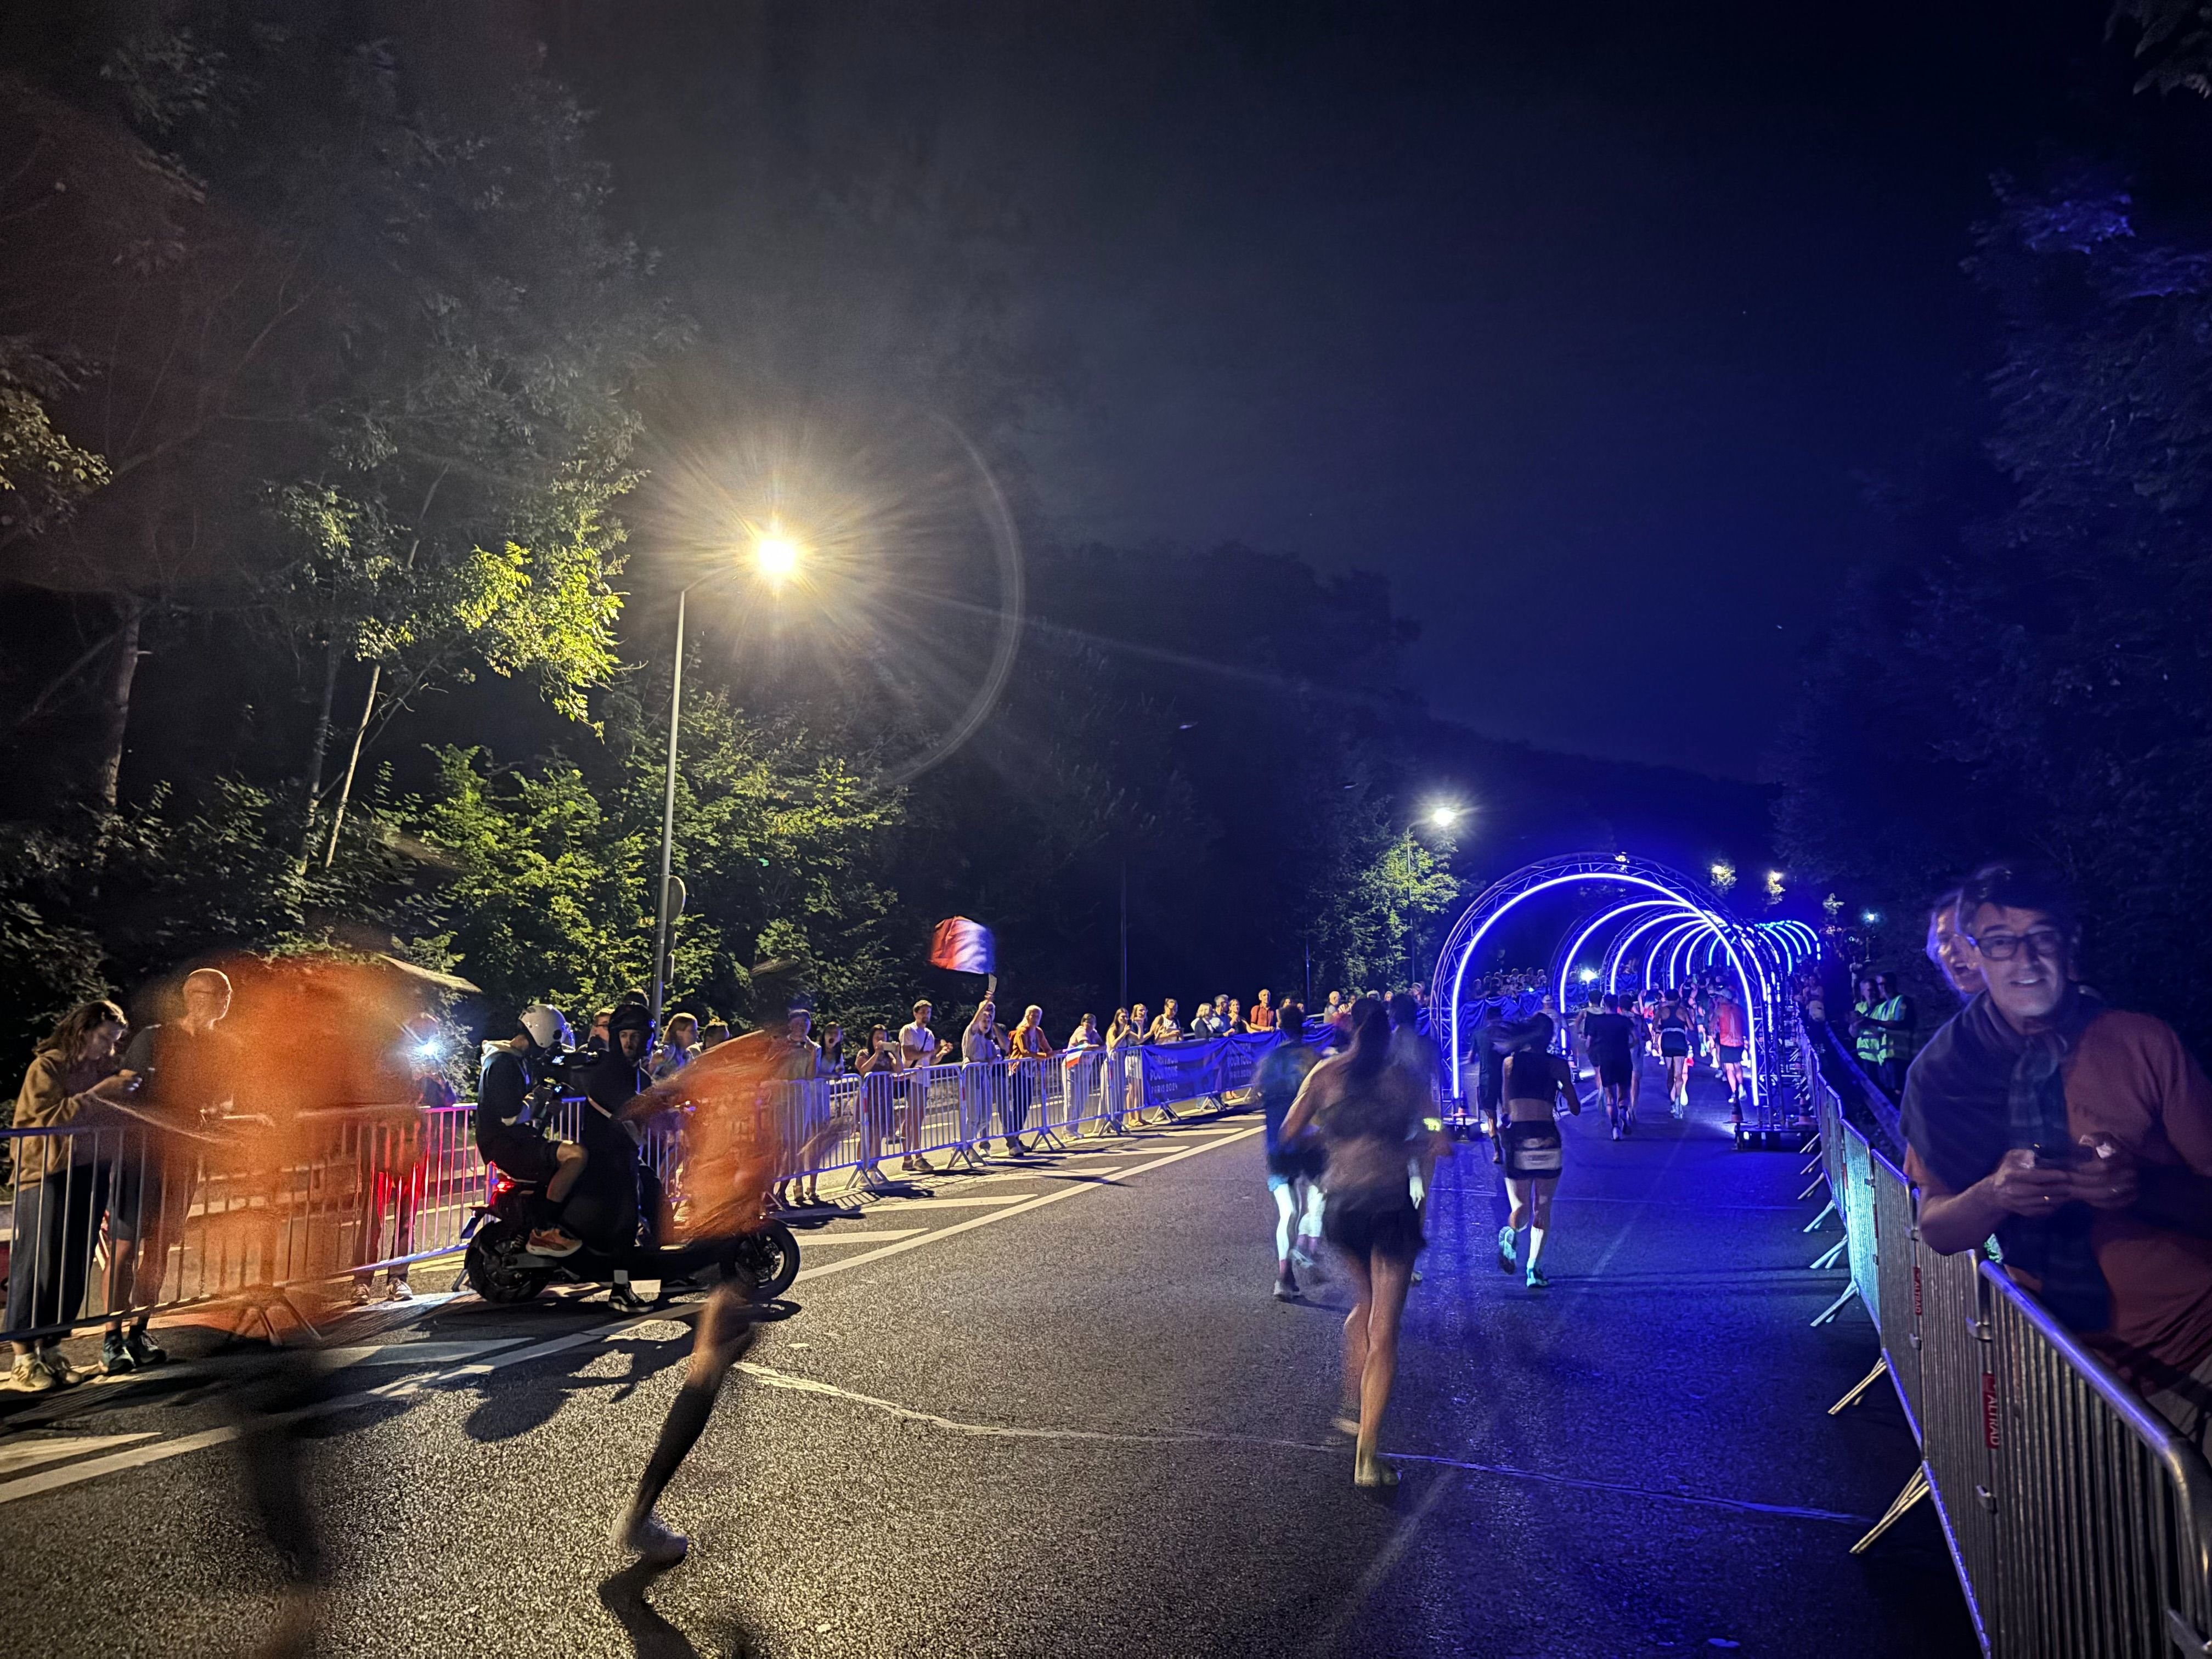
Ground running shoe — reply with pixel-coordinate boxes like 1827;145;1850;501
1611;1124;1621;1142
526;1228;583;1257
1526;1265;1549;1291
1352;1456;1400;1488
1274;1266;1299;1301
611;1504;690;1568
608;1282;648;1314
100;1332;136;1375
1497;1224;1516;1273
123;1328;167;1368
384;1280;416;1303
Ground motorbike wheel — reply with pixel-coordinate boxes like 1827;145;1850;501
733;1220;802;1300
464;1228;556;1306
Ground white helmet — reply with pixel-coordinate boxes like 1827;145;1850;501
519;1004;573;1053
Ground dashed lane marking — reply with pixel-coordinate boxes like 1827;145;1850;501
0;1432;159;1477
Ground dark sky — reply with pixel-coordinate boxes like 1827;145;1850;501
545;2;2111;778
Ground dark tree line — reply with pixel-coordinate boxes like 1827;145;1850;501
1777;4;2212;1054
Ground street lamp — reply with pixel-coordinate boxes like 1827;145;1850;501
650;527;805;1031
1425;803;1462;830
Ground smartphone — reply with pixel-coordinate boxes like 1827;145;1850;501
2030;1143;2073;1169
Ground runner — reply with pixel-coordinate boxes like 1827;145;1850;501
609;978;799;1569
1254;1001;1323;1299
1709;986;1748;1123
1656;994;1694;1116
1494;1019;1579;1290
1582;993;1638;1139
1624;987;1651;1120
1278;997;1451;1487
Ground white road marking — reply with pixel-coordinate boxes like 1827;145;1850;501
0;1433;159;1476
780;1229;925;1246
866;1194;1046;1211
0;1120;1265;1505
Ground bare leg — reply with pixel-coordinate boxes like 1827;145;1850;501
1271;1178;1296;1266
546;1142;587;1205
1525;1180;1556;1273
1355;1251;1415;1483
1338;1251;1373;1430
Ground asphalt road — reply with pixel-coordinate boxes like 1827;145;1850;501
0;1071;1976;1658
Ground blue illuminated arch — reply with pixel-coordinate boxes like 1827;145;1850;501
1435;854;1776;1107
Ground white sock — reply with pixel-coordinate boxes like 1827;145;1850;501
1272;1185;1296;1263
1527;1224;1548;1271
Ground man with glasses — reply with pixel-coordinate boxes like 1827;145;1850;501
1899;861;2212;1453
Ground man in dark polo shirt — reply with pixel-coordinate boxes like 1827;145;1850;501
1901;862;2212;1451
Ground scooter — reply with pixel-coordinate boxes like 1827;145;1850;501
461;1165;800;1308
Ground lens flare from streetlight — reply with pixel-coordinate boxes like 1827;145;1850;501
1426;804;1462;829
753;532;801;584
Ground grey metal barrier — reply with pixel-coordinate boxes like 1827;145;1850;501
1803;1057;2212;1656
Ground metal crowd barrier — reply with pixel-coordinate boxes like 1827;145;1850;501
1803;1054;2212;1656
2;1035;1287;1346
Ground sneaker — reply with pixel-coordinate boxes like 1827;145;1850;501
611;1504;689;1568
8;1353;58;1393
383;1280;416;1304
1526;1265;1549;1291
1273;1266;1299;1302
36;1348;80;1387
608;1283;648;1314
1611;1124;1621;1142
526;1228;583;1258
123;1328;168;1368
1497;1225;1517;1274
100;1331;136;1376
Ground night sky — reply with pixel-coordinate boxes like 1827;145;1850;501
543;2;2107;779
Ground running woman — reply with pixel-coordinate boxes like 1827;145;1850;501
1254;1002;1324;1299
1582;993;1637;1139
1656;996;1694;1116
1494;1020;1579;1290
1279;998;1451;1487
1709;987;1748;1123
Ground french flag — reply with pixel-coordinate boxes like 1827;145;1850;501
928;916;996;975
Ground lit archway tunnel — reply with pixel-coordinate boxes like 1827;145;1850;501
1431;853;1819;1115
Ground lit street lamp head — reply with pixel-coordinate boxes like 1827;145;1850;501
753;531;802;585
1426;804;1462;829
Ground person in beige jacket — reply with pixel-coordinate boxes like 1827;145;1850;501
8;999;134;1391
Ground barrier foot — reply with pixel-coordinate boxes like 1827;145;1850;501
1827;1355;1889;1416
1809;1238;1848;1272
1848;1464;1930;1555
1802;1199;1838;1234
1800;1154;1825;1177
1797;1175;1827;1204
1811;1279;1860;1327
1799;1134;1821;1156
1030;1126;1070;1153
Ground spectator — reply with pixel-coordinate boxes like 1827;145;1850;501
105;966;238;1369
586;1006;615;1052
1227;998;1249;1034
1191;999;1225;1040
1926;889;1985;1003
1249;990;1279;1032
1902;861;2212;1453
962;1000;1007;1153
1007;1004;1054;1153
1067;1012;1102;1050
8;1000;134;1392
1129;1001;1152;1043
774;1007;831;1210
1148;998;1183;1044
651;1012;701;1081
854;1025;904;1181
700;1018;732;1050
899;1000;946;1068
351;1014;442;1306
817;1019;850;1077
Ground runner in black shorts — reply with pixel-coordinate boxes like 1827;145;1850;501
1581;994;1638;1140
1656;996;1694;1116
1255;1004;1323;1299
1494;1020;1579;1290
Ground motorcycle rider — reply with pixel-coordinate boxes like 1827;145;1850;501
475;1005;591;1260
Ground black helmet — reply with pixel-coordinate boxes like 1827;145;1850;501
607;1000;654;1036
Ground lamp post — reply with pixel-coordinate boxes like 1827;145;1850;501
649;529;802;1034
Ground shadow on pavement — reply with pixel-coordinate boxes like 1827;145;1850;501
598;1562;766;1659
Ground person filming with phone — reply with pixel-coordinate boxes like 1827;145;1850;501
1899;862;2212;1454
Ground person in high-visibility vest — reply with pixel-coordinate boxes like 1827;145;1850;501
1865;972;1917;1097
1852;975;1884;1074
